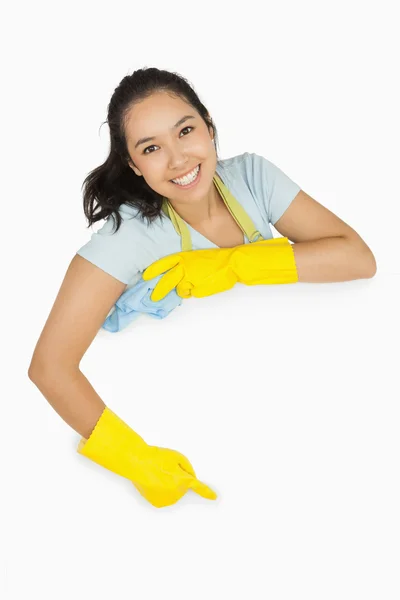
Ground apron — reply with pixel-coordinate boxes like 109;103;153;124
161;173;265;251
102;174;264;332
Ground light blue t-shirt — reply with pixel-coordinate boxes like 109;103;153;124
76;152;301;288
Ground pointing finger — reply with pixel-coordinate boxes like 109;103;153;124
189;478;218;501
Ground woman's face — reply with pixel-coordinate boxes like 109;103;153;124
125;91;217;203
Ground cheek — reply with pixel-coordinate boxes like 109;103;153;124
142;159;165;181
186;138;214;158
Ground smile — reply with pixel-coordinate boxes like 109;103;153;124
171;164;201;187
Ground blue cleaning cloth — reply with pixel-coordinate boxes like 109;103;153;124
102;274;183;333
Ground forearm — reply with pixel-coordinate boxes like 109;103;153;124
291;236;377;283
28;366;106;440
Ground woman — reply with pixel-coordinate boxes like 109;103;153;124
28;67;376;509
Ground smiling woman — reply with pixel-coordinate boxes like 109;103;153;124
124;90;226;226
28;66;376;511
80;67;225;232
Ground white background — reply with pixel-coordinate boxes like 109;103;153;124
3;0;400;598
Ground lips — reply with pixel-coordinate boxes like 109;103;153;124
170;164;200;181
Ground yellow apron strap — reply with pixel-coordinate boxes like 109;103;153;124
161;198;193;250
161;173;264;252
213;174;263;244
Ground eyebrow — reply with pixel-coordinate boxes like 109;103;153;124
134;115;196;149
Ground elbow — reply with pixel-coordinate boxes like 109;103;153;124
353;242;377;279
28;356;60;383
363;250;377;278
28;360;47;383
28;355;80;383
28;356;40;381
28;348;51;381
345;236;377;279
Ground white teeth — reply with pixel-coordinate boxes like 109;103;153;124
172;165;200;185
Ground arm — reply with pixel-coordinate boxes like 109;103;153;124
28;254;127;439
28;256;216;507
291;236;376;283
273;190;377;282
141;189;377;299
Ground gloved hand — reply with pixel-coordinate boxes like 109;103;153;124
77;407;217;508
142;237;298;301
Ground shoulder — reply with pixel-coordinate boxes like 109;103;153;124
92;203;164;243
76;207;161;285
217;152;301;226
218;151;298;190
216;151;270;180
216;152;276;195
216;152;248;175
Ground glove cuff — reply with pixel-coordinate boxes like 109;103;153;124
233;237;299;285
77;407;148;480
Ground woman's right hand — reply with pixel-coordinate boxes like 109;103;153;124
77;406;217;509
131;445;218;508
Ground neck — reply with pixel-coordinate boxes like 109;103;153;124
167;178;224;227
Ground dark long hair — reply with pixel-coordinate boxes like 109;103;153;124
81;67;221;234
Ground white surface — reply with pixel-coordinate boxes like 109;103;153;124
4;0;399;599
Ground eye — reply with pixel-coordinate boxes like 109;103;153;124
143;144;157;155
180;126;194;136
142;126;195;155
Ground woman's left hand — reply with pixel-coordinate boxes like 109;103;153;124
142;247;238;301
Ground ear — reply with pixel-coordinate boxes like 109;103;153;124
128;161;143;177
205;116;214;141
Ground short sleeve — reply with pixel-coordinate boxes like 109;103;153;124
246;153;301;226
76;216;140;285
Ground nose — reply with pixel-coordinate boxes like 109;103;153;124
167;141;189;170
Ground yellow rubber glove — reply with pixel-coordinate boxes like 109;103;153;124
77;407;217;508
143;237;298;301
